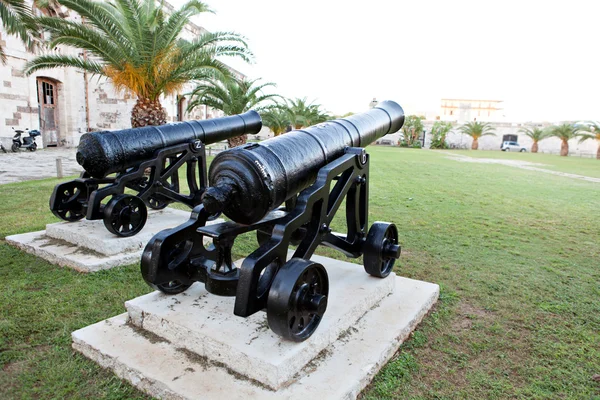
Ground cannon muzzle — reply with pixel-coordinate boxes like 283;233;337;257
76;111;262;178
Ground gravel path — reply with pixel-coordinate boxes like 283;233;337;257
443;152;600;184
0;148;83;185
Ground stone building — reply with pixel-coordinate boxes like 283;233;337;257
0;1;243;149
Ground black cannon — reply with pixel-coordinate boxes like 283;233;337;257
141;100;404;341
49;111;261;236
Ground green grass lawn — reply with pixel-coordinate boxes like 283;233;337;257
444;149;600;178
1;148;599;399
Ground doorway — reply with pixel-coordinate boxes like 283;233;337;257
37;77;60;147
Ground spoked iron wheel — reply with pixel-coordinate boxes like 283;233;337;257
363;222;401;278
267;258;329;342
103;194;148;237
51;181;87;222
147;194;169;210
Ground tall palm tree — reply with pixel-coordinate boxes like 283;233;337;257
0;0;38;63
546;123;582;157
458;121;495;150
261;107;289;137
577;122;600;159
24;0;251;128
187;76;280;147
519;126;546;153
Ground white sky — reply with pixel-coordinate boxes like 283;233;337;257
172;0;600;122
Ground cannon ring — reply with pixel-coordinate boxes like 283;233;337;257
363;222;400;278
267;258;329;342
103;194;148;237
52;181;87;222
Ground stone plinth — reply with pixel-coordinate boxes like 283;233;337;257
72;254;439;399
6;208;216;272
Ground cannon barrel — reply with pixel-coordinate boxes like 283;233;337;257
203;100;404;224
76;111;262;178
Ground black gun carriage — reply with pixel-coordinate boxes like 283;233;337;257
49;111;261;237
141;101;405;341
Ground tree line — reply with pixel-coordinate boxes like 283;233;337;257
420;119;600;159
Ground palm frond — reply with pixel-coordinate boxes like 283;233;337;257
24;54;105;75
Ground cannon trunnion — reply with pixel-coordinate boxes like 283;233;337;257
49;111;261;237
141;101;405;342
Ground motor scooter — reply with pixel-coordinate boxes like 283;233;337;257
11;127;41;152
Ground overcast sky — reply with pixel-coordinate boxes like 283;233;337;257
173;0;600;122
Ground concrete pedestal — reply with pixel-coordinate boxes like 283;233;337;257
72;255;439;399
6;208;216;272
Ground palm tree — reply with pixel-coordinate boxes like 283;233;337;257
546;123;583;157
429;121;453;149
458;121;495;150
261;107;289;137
301;104;330;127
0;0;38;63
24;0;251;128
401;115;425;147
577;122;600;159
187;76;280;147
519;126;546;153
284;97;329;129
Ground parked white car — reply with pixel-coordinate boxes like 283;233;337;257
501;141;527;152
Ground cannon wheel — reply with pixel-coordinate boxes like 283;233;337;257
363;222;400;278
52;181;87;222
149;281;192;294
267;258;329;342
103;194;148;237
147;194;169;210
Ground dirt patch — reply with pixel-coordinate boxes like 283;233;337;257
444;152;600;183
126;322;171;345
176;347;274;391
451;301;491;332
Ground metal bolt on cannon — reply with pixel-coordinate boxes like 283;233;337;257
141;100;405;341
49;111;261;237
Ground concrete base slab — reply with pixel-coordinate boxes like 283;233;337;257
6;230;142;272
72;256;439;399
6;208;220;272
125;254;397;390
44;208;193;256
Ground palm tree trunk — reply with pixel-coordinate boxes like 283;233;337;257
227;135;247;148
131;97;167;128
471;137;479;150
532;142;538;153
560;140;569;157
